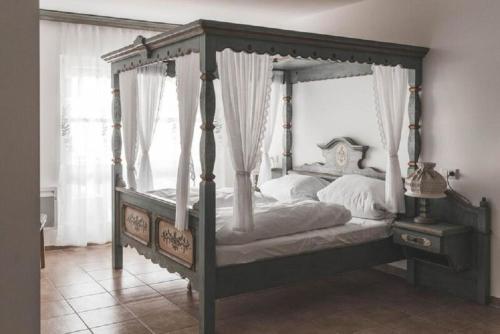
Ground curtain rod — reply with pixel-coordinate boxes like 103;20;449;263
39;9;179;32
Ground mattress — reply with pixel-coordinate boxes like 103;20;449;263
216;217;393;266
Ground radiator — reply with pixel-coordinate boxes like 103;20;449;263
40;187;57;229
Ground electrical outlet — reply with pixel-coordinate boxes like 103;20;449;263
446;169;460;180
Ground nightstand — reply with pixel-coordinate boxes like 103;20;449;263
393;220;472;272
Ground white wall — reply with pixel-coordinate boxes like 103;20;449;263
290;0;500;297
0;0;40;333
292;74;409;175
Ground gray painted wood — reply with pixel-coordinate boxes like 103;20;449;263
101;19;433;334
111;73;124;269
282;72;293;174
116;188;199;285
407;67;422;176
292;137;386;180
216;238;403;298
103;20;429;69
288;62;373;84
410;193;491;304
198;35;217;334
39;9;178;32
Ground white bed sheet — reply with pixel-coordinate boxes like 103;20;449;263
216;217;393;266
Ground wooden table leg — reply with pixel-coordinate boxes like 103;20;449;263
40;229;45;269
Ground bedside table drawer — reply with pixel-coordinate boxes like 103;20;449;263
393;229;441;253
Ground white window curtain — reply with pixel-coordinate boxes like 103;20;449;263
373;65;409;213
57;23;154;246
149;77;202;190
213;80;233;188
136;63;167;192
120;70;139;189
174;53;201;230
216;50;273;232
258;71;285;186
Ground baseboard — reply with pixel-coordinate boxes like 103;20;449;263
491;296;500;308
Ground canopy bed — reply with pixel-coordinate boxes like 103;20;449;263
102;20;490;334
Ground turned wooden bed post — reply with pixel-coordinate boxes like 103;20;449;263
111;71;125;269
406;64;423;218
198;35;217;334
282;71;293;174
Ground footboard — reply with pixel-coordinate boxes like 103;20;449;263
114;187;199;287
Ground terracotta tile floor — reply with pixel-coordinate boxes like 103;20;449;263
41;244;500;334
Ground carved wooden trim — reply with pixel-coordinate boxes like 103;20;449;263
122;204;151;246
292;137;385;180
200;173;216;182
102;20;429;68
157;216;195;269
200;72;216;81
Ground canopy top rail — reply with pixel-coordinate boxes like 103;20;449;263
102;19;429;72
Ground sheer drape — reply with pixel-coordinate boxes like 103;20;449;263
120;70;139;189
258;71;284;186
373;65;409;213
57;23;153;246
136;63;167;192
213;80;233;188
216;50;273;232
174;53;201;230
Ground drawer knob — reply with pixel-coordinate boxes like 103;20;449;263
401;233;432;247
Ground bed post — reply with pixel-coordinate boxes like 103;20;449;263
198;36;217;334
111;71;125;269
407;64;422;217
282;71;293;174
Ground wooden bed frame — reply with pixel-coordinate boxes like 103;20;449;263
102;20;490;333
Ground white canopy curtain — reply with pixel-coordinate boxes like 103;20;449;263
175;53;201;230
373;65;410;213
57;22;154;246
258;71;285;186
216;50;274;232
136;62;167;192
120;70;139;189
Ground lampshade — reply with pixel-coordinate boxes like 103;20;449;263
405;162;447;199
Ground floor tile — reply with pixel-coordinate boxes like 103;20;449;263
87;268;132;281
135;271;179;285
125;296;180;317
79;305;135;328
41;300;74;320
41;313;87;334
110;285;161;304
42;245;500;334
125;262;162;275
48;270;94;287
90;319;151;334
150;280;190;297
58;281;107;299
99;276;145;291
139;309;197;334
41;284;65;302
67;292;119;312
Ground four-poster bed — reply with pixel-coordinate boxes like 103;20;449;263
102;20;490;334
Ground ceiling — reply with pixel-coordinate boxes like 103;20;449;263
40;0;365;28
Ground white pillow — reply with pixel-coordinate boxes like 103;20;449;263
259;174;330;202
317;174;389;219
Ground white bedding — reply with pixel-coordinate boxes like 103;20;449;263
216;217;393;266
148;187;276;207
148;187;352;245
216;200;351;245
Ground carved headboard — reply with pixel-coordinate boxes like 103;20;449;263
290;137;385;181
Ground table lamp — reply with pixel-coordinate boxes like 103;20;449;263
405;162;447;224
